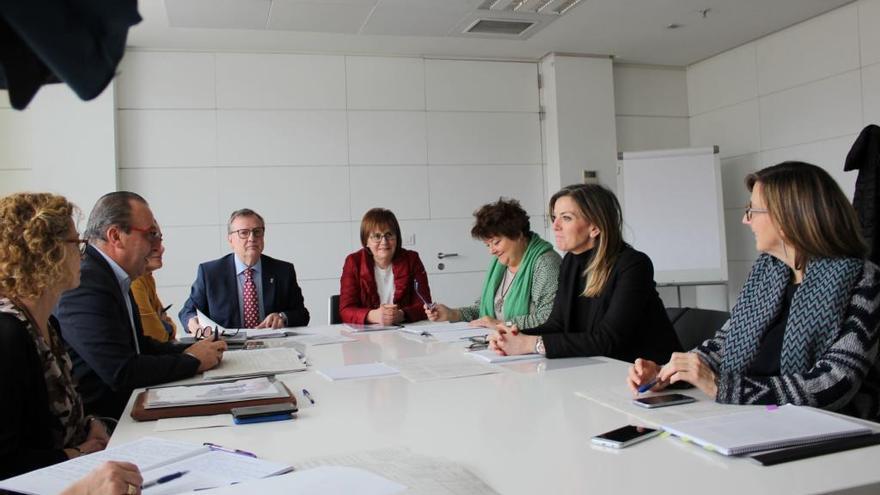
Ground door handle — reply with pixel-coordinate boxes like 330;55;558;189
437;252;459;259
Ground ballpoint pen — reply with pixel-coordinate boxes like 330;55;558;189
302;388;315;404
413;279;435;310
142;471;188;490
203;442;257;458
637;379;658;394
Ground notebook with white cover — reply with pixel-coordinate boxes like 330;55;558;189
466;349;544;364
661;404;872;456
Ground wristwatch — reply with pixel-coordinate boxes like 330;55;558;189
535;336;545;355
278;312;288;326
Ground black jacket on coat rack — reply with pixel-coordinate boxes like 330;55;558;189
845;124;880;265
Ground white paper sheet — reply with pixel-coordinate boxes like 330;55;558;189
154;414;235;432
145;377;284;408
245;328;292;339
386;354;498;382
289;333;356;346
296;448;498;495
196;466;406;495
203;348;306;380
316;362;400;381
400;321;475;334
136;449;291;494
344;323;402;332
466;349;544;364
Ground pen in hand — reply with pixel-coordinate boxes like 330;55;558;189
637;379;658;394
142;471;188;490
302;388;315;404
413;279;435;310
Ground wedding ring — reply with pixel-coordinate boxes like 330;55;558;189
127;483;137;495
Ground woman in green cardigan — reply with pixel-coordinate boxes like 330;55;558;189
425;198;561;329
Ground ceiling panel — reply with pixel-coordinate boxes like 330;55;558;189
269;1;374;33
165;0;270;29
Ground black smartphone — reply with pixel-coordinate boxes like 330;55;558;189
632;393;696;409
591;425;660;448
230;403;297;419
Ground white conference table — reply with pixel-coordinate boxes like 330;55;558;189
111;324;880;495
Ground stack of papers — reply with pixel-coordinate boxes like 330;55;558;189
144;377;286;409
316;363;400;381
203;348;306;380
344;323;402;332
401;322;489;342
386;354;498;382
196;466;406;495
466;349;544;364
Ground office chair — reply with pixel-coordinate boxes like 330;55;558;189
666;307;730;351
329;294;341;325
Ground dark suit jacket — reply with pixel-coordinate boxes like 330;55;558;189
55;245;200;419
339;247;431;324
179;253;309;329
0;313;69;479
525;246;681;362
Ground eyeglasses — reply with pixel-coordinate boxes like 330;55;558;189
194;326;240;340
744;206;769;221
65;238;89;257
229;228;265;239
466;335;489;351
368;232;396;243
128;225;163;243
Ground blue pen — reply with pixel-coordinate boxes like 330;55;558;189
302;388;315;404
637;379;658;394
142;471;188;490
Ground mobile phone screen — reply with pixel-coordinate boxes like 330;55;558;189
594;425;657;444
632;393;696;408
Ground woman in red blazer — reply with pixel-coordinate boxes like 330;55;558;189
340;208;432;325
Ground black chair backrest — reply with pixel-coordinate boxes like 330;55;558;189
666;307;730;351
329;294;341;325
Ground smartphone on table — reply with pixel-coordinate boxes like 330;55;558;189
591;425;661;448
230;403;296;424
632;393;696;409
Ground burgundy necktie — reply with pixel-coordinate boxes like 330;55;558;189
243;268;259;328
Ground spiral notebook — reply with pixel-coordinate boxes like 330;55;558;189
661;404;872;456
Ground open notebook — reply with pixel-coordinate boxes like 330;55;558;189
661;404;873;456
0;437;292;495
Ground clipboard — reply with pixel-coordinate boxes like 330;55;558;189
130;382;297;421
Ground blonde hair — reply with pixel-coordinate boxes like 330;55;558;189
746;162;866;270
550;184;624;297
0;192;77;300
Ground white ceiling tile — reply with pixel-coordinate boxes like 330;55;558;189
361;6;470;36
165;0;270;29
268;1;374;33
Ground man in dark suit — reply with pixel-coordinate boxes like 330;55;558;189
55;192;227;419
179;208;310;332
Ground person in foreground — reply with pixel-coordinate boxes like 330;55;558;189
628;162;880;420
425;198;560;329
130;222;176;342
339;208;431;325
0;193;109;479
56;192;226;419
180;208;310;332
489;184;681;360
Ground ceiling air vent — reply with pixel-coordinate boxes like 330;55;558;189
465;19;536;36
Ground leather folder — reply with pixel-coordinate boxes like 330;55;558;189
130;382;297;421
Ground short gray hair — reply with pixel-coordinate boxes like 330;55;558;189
84;191;148;242
227;208;265;234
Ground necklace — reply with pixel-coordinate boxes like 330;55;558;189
494;269;516;317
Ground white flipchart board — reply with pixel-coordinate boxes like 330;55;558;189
618;147;728;285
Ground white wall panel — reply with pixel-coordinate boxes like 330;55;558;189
117;51;215;109
689;100;760;158
426;60;538;112
0;89;9;108
429;165;543;219
265;222;352;280
863;63;880;126
117;110;217;167
299;278;344;325
399;218;491;274
687;43;758;116
217;110;348;166
427;112;541;165
759;70;862;150
159;225;225;286
346;57;425;110
348;111;427;165
613;66;688;117
426;270;488;309
615;116;689;152
119;168;220;226
756;4;860;96
0;109;32;169
860;0;880;67
720;154;761;209
0;170;31;195
724;208;756;262
216;167;350;223
760;134;859;198
216;53;346;109
152;284;192;331
349;166;430;220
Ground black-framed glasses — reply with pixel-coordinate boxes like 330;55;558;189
194;326;240;340
744;205;769;221
65;238;89;257
466;335;489;351
128;225;163;243
229;228;265;240
368;232;396;243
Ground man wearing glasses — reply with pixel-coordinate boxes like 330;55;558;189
179;208;310;333
55;192;227;419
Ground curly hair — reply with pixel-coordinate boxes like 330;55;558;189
470;197;531;241
0;192;77;301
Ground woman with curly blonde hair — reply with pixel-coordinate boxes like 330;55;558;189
0;192;110;480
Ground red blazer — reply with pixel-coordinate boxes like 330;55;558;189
339;247;431;324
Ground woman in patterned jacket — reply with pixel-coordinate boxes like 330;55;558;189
628;162;880;420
